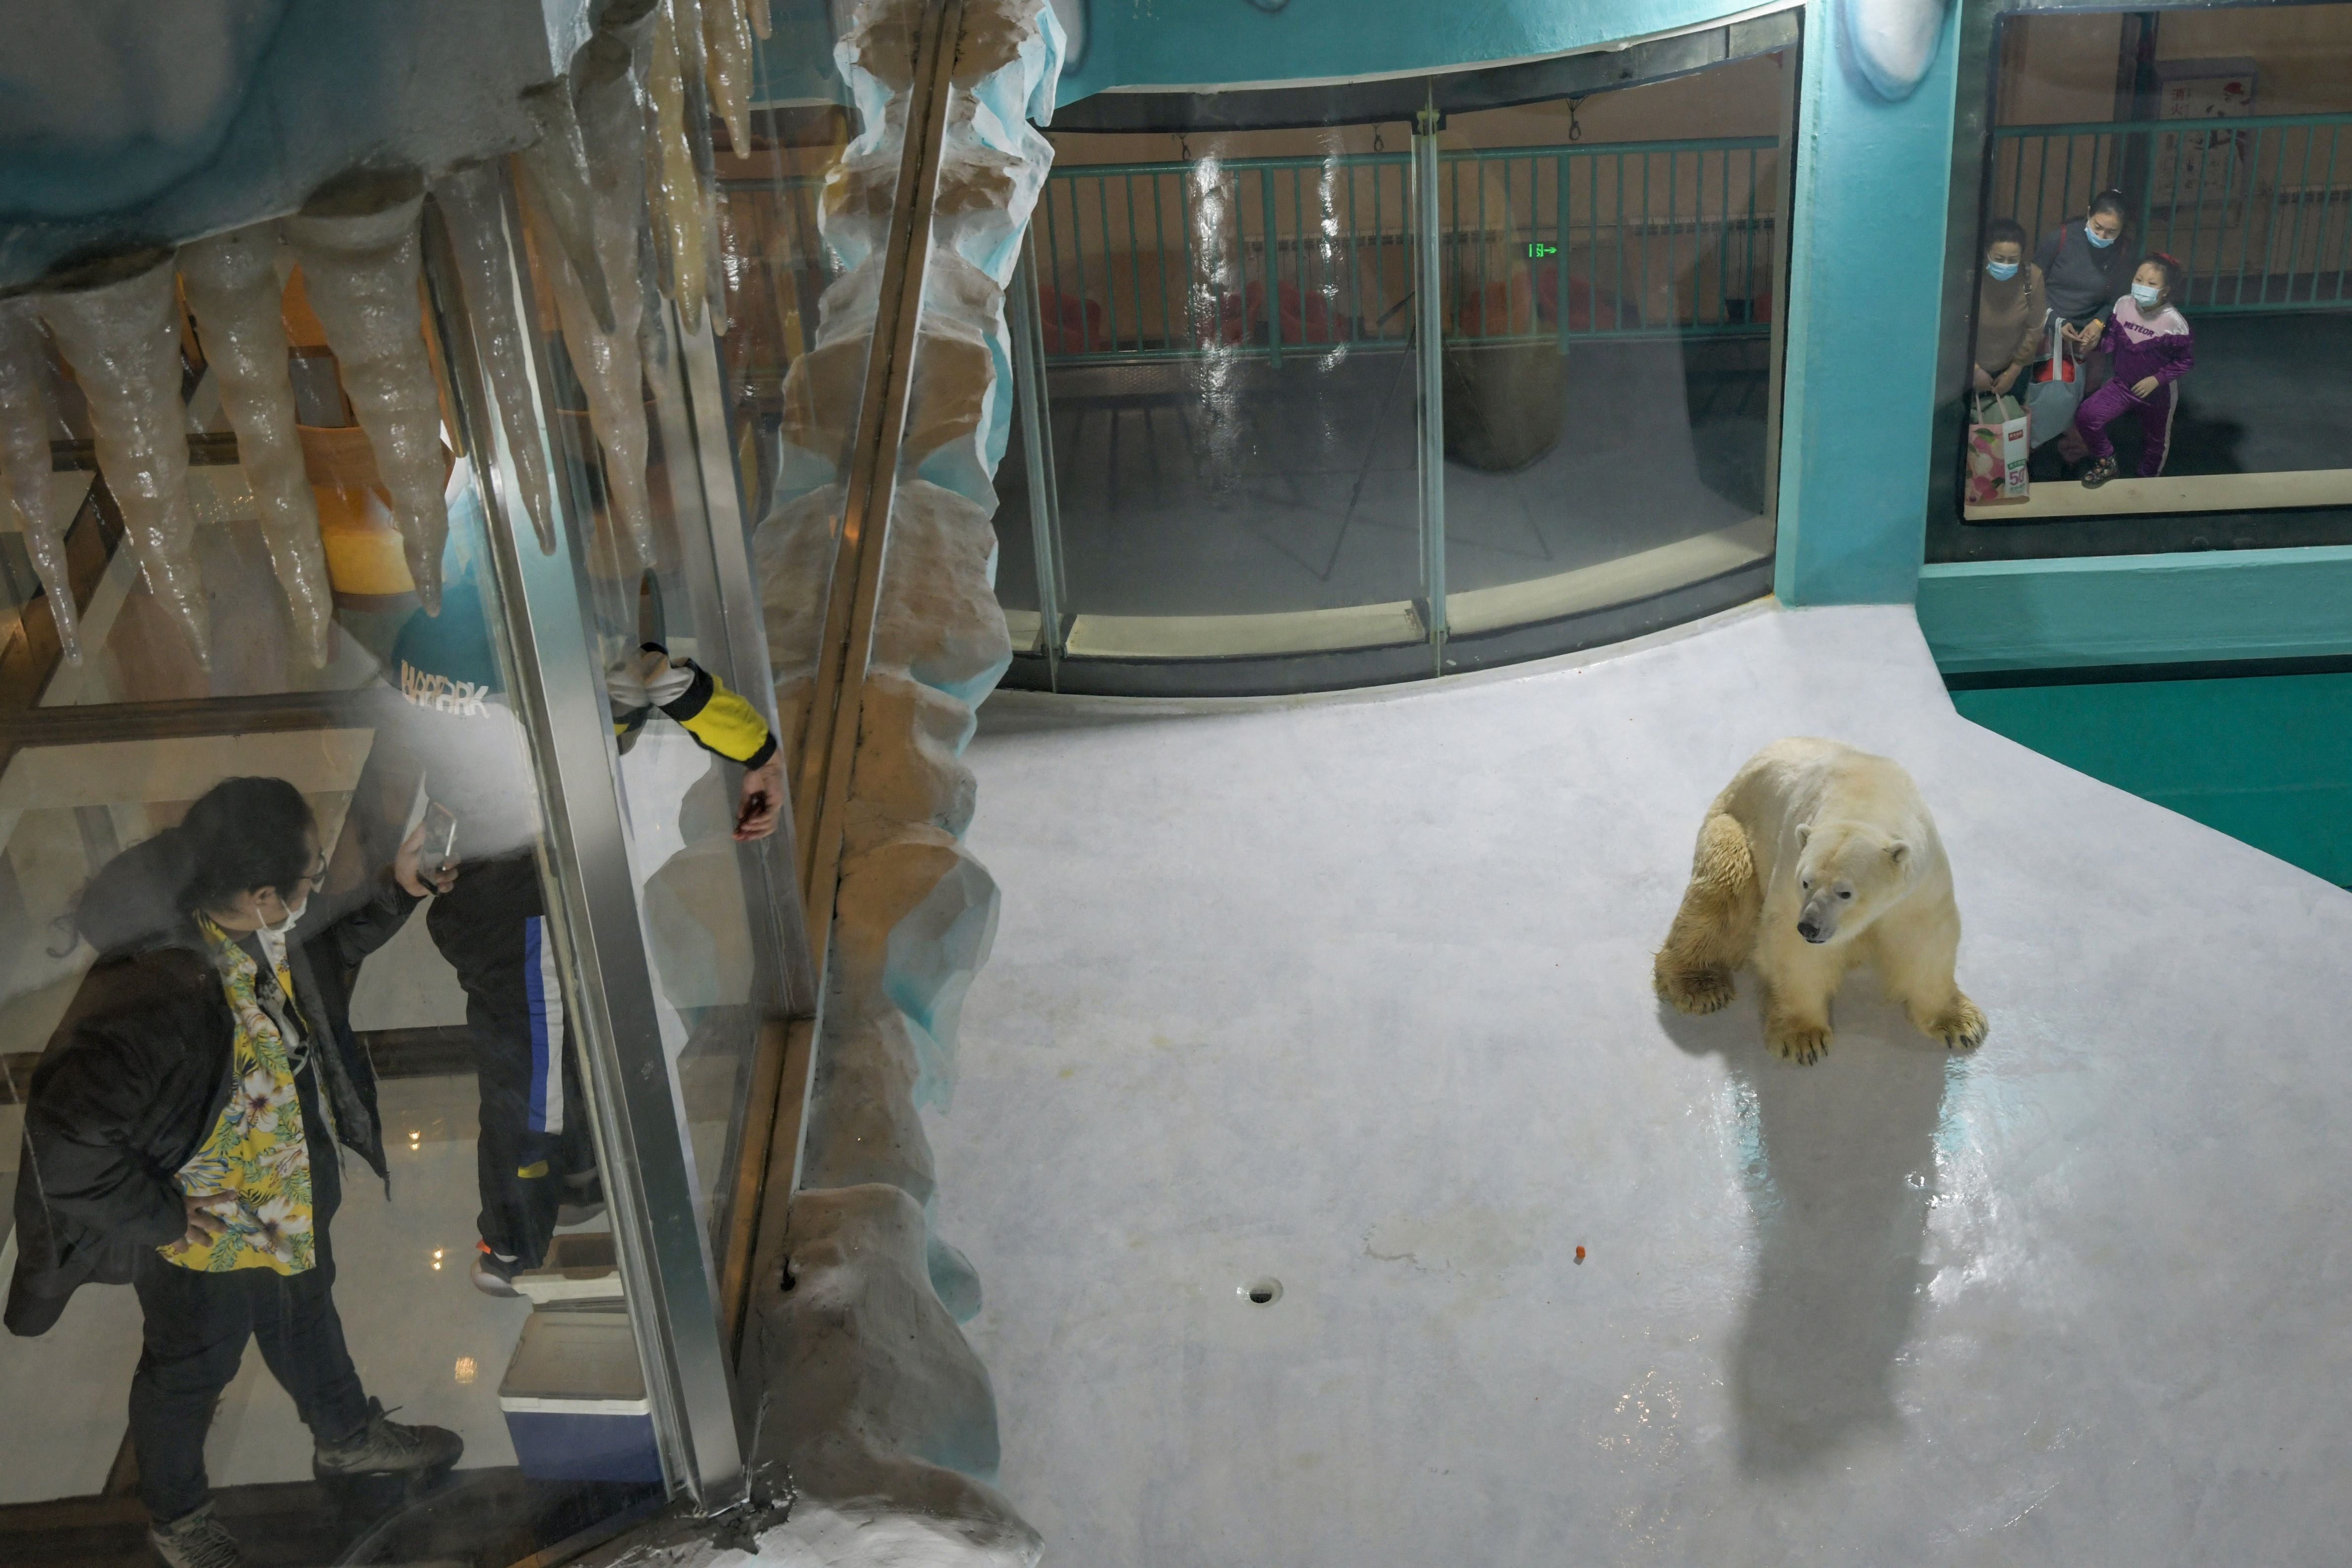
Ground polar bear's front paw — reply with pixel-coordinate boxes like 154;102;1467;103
1925;995;1988;1052
1657;964;1736;1015
1767;1019;1832;1066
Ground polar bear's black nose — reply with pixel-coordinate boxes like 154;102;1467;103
1797;919;1823;942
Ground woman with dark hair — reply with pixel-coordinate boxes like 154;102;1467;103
1972;216;2073;452
2031;190;2139;460
6;777;462;1568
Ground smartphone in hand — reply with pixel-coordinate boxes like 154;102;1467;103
736;790;768;834
422;801;460;873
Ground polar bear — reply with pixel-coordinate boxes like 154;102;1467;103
1652;737;1986;1064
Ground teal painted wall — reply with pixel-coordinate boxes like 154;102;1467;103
1772;0;1962;607
1954;673;2352;886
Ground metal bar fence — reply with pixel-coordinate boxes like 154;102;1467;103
1988;114;2352;311
999;137;1778;365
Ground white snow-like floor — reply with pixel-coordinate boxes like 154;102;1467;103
933;601;2352;1567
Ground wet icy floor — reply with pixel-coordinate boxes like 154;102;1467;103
935;601;2352;1566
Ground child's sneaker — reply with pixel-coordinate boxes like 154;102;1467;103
2080;455;2119;488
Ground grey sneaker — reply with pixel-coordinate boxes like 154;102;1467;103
313;1397;464;1480
149;1503;246;1568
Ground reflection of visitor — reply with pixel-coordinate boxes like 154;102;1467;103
388;578;781;1297
6;778;462;1568
2077;254;2193;488
1971;219;2068;449
2032;191;2137;462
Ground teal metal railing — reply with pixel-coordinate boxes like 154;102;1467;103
1028;137;1780;365
1989;113;2352;311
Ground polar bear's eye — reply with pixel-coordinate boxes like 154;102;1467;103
1838;889;1853;901
1800;878;1811;890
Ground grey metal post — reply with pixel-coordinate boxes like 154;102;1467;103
422;181;747;1509
1413;100;1449;674
1008;240;1066;683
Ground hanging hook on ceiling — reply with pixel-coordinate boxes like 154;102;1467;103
1567;95;1587;143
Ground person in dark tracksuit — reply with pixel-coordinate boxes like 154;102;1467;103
387;579;782;1295
6;778;462;1568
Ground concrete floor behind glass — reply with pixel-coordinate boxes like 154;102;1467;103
934;601;2352;1566
993;340;1767;621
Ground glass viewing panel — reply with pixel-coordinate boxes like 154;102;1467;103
1941;1;2352;559
0;252;666;1558
713;101;875;785
983;38;1792;695
1436;58;1783;651
1015;133;1428;666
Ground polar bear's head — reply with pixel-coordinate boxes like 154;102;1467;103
1792;820;1913;945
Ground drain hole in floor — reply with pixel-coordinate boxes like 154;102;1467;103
1240;1278;1282;1306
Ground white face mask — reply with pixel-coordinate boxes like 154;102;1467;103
257;890;309;938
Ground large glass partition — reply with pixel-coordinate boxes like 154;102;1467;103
979;24;1795;696
1932;0;2352;562
1435;62;1782;660
1;151;806;1568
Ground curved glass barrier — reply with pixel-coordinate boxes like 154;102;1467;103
988;37;1794;696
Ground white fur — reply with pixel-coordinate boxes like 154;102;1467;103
1653;737;1986;1064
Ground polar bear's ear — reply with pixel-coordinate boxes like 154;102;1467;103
1887;840;1911;865
1794;822;1811;848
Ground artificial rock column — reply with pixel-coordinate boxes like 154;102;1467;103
745;0;1061;1560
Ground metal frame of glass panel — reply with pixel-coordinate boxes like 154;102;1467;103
420;173;788;1509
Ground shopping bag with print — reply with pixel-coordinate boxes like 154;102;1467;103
1966;392;2032;506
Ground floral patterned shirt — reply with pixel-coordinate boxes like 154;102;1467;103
159;918;319;1275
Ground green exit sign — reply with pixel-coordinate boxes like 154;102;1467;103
1526;242;1559;259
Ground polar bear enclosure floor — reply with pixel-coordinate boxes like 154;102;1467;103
935;601;2352;1567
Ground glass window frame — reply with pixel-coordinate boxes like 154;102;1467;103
1928;0;2352;565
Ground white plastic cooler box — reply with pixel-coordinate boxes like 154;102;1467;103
496;1234;662;1484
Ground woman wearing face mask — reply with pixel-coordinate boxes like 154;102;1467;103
2031;191;2137;458
6;777;463;1568
1971;219;2068;447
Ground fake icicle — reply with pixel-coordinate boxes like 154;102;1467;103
284;187;451;614
0;302;80;665
517;84;616;336
703;0;755;156
648;2;710;332
561;7;663;574
178;226;337;668
432;166;559;552
39;259;213;669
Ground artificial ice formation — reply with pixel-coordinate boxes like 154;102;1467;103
284;182;452;614
39;257;214;668
737;0;1064;1560
432;163;562;553
556;0;666;577
517;81;617;338
0;301;79;665
646;0;712;334
178;224;339;666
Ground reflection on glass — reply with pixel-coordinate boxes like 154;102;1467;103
1020;133;1426;658
714;105;869;778
1436;59;1782;644
1951;2;2352;549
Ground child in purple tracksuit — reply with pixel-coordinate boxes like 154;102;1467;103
2078;253;2193;487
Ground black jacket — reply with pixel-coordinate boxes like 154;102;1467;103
4;858;418;1336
